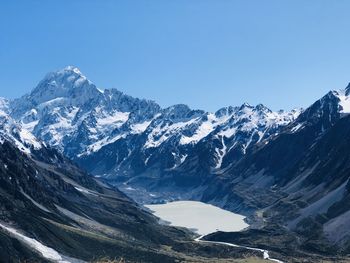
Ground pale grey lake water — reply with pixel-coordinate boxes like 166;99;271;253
145;200;249;235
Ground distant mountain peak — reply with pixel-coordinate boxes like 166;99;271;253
24;66;98;106
40;65;91;87
63;65;83;74
254;103;271;112
8;67;300;162
240;102;252;109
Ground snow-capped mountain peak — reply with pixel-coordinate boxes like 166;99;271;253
333;88;350;114
9;67;162;155
64;65;83;74
28;66;97;105
7;67;302;177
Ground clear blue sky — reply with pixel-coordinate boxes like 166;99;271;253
1;0;350;112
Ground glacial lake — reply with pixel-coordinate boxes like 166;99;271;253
145;201;249;235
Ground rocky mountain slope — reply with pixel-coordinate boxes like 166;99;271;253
0;119;179;262
200;86;350;257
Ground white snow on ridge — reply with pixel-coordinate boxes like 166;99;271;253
215;136;227;169
82;134;125;156
144;105;301;149
0;113;42;154
131;120;152;134
0;222;70;263
7;66;303;157
96;110;129;128
19;104;132;154
38;97;67;109
218;127;237;138
180;106;300;145
145;118;197;148
180;154;188;164
22;120;39;132
84;116;154;154
335;89;350;114
291;123;304;133
65;65;82;75
180;113;230;145
19;128;42;150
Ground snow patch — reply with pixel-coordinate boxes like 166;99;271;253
19;128;41;150
84;134;125;155
215;136;227;169
96;111;129;127
180;113;229;145
291;123;304;133
74;186;98;196
131;120;152;134
0;222;70;263
335;89;350;114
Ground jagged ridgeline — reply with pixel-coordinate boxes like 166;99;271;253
5;67;301;202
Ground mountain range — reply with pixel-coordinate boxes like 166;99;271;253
4;67;301;202
1;66;350;261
